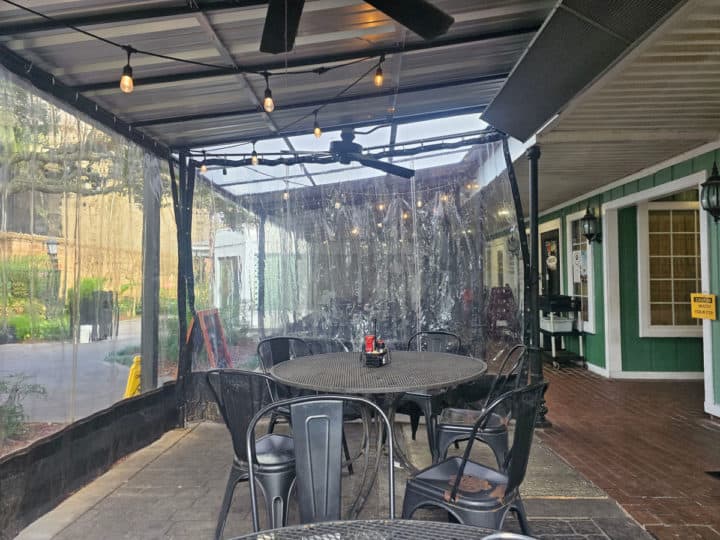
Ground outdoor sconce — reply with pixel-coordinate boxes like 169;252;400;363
46;239;58;257
580;207;601;243
701;162;720;222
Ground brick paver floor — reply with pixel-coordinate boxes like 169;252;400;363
538;366;720;539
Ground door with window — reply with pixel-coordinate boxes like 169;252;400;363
541;229;561;296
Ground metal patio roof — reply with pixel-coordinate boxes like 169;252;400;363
0;0;552;156
504;0;720;213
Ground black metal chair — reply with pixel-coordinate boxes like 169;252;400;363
257;336;354;474
434;344;527;467
396;331;462;461
206;369;296;540
247;394;396;530
401;382;547;534
304;336;350;354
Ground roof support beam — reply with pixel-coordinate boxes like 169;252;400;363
72;27;538;93
0;43;170;160
134;73;506;127
184;104;489;149
0;1;268;35
191;11;317;186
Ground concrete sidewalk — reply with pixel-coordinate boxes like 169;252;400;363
16;421;650;540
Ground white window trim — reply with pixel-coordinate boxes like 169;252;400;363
637;200;702;338
565;210;595;334
538;218;563;296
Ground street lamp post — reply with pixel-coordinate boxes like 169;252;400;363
45;239;60;313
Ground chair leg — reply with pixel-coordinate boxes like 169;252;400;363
268;413;278;434
512;498;532;535
479;432;509;469
436;429;465;461
342;429;354;475
255;468;295;529
421;401;437;463
215;464;247;540
409;411;420;440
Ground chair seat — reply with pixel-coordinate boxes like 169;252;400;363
255;433;294;465
438;408;509;433
409;456;510;510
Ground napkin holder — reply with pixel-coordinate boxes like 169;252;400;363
361;349;391;368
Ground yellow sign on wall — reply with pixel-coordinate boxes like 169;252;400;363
691;293;717;320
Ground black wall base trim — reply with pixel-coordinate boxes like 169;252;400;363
0;383;179;539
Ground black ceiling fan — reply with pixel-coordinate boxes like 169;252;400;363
260;0;455;54
325;128;415;178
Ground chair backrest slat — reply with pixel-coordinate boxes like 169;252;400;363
257;337;311;400
247;394;395;530
505;382;546;494
206;369;274;464
290;399;344;523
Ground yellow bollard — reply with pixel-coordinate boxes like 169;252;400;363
124;355;142;398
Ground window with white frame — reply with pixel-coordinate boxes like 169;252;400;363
565;211;595;333
638;200;702;337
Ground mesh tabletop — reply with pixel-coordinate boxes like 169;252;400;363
232;519;495;539
270;352;487;394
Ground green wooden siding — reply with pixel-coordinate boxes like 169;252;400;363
617;207;702;371
538;149;720;374
711;212;720;402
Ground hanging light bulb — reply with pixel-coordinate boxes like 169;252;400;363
251;142;259;166
222;155;227;176
416;200;423;208
374;55;385;88
283;191;290;200
200;151;208;173
119;47;134;94
313;111;322;139
262;73;275;113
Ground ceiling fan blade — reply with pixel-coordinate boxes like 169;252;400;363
365;0;454;40
350;154;415;178
260;0;305;54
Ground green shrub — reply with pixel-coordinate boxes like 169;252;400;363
0;375;46;443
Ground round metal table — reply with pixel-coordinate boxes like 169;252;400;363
269;351;487;514
232;519;495;539
270;351;487;395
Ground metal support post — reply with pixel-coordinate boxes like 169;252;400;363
528;145;551;427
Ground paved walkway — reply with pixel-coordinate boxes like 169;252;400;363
16;420;648;540
539;367;720;540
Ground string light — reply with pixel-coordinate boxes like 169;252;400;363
262;73;275;113
377;203;385;211
313;111;322;139
334;201;342;209
374;55;385;88
416;200;423;208
200;150;208;173
402;211;410;220
251;142;259;166
119;47;134;94
440;194;449;202
283;191;290;200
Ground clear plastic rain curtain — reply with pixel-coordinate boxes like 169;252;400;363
0;65;176;452
190;143;524;370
